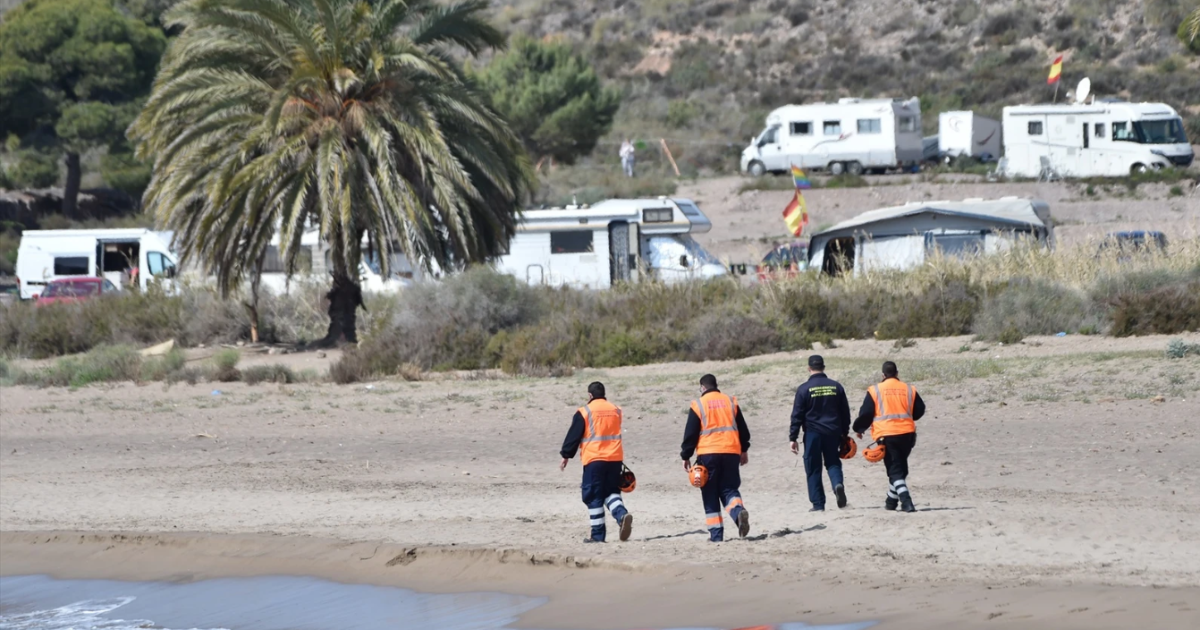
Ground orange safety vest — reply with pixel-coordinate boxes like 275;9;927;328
867;379;917;440
578;399;624;465
691;392;741;455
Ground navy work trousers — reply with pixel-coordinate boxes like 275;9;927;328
581;460;628;541
803;431;845;510
696;453;746;542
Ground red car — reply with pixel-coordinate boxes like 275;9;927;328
35;277;119;305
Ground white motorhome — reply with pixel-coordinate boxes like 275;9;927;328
256;229;426;295
495;198;726;289
938;111;1002;161
740;97;923;176
15;229;179;300
1001;100;1193;178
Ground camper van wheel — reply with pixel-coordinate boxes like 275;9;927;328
747;161;766;177
1130;163;1148;175
828;162;845;176
846;161;864;176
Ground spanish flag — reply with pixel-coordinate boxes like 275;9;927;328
782;190;808;237
1047;54;1063;85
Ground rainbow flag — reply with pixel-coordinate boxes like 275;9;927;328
1047;54;1063;85
791;165;812;190
782;191;808;237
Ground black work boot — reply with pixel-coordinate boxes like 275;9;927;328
885;496;898;511
899;492;916;513
834;484;848;509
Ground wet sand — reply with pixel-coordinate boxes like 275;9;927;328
3;333;1200;628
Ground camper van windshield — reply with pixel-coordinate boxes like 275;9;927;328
758;126;779;146
1132;118;1187;144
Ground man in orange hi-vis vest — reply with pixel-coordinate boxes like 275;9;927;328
853;361;926;513
681;374;752;542
560;381;633;543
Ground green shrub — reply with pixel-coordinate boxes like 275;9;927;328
241;364;297;385
140;348;187;381
211;348;241;382
16;345;143;387
1166;339;1200;358
973;279;1095;340
1108;280;1200;336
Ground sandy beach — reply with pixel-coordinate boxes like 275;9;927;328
3;333;1200;628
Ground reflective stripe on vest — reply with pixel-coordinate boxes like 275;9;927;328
693;392;741;455
869;380;916;440
579;400;623;465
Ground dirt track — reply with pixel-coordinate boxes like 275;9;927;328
3;333;1200;628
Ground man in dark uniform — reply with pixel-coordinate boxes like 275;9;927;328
560;381;633;542
854;361;926;512
681;374;752;542
789;355;852;512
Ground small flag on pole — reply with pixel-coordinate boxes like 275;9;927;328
783;191;808;237
1047;55;1063;85
791;164;812;190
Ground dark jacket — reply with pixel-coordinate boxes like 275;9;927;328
852;378;926;435
680;389;751;460
789;372;851;440
560;397;605;460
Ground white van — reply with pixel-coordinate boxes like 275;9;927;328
1001;101;1193;178
495;198;726;289
255;229;425;295
741;97;923;176
938;111;1002;161
15;229;179;300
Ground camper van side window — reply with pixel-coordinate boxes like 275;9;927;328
1027;121;1044;136
550;231;594;254
789;122;812;136
898;117;918;132
53;257;89;276
857;119;882;134
643;208;673;223
1094;123;1105;138
1112;122;1133;141
823;121;842;136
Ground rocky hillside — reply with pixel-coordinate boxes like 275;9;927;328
491;0;1200;173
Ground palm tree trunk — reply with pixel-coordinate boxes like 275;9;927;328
318;272;363;347
62;151;82;218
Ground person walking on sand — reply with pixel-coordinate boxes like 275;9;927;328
619;139;635;178
854;361;926;513
790;355;852;512
559;381;633;543
681;374;752;542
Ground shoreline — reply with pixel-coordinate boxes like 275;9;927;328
2;531;1198;629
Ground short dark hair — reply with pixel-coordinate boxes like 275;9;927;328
588;381;606;399
699;374;718;390
882;361;899;378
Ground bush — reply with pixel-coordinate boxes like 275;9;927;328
241;364;297;385
973;279;1095;340
1108;280;1200;336
15;345;143;387
211;348;241;382
1166;339;1200;359
140;348;187;381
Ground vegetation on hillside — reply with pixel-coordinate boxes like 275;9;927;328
0;0;166;206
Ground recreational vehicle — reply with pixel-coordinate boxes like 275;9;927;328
15;229;179;300
740;98;923;176
256;230;425;295
807;198;1053;277
1001;99;1193;178
938;111;1002;161
495;198;726;289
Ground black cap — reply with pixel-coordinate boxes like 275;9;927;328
808;355;825;369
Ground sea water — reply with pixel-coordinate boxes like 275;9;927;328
0;575;875;630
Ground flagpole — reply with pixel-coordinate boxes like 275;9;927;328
1053;81;1060;104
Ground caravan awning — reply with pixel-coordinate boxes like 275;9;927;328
810;198;1049;240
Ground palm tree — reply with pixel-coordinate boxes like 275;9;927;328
1187;6;1200;43
131;0;534;345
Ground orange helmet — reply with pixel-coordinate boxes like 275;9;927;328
863;442;886;463
689;464;709;488
619;465;637;493
839;436;857;460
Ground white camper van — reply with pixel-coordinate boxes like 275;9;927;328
1001;99;1193;178
496;198;726;289
741;98;923;176
15;229;179;300
256;229;425;295
938;111;1002;161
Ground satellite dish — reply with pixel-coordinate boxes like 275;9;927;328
1075;77;1091;104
